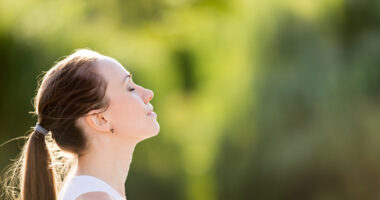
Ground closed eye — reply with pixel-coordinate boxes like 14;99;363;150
126;77;136;92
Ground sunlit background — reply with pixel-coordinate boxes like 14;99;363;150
1;0;380;199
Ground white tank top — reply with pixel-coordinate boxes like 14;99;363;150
58;175;126;200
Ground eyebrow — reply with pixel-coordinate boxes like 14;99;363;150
122;74;132;85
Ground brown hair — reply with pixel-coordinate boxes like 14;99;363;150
1;48;111;200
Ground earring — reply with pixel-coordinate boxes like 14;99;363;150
110;128;114;134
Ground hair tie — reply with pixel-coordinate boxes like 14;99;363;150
34;123;49;136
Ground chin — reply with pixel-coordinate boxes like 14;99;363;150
148;126;160;138
149;121;160;135
137;127;160;142
152;128;160;136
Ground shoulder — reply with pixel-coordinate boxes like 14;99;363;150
75;192;115;200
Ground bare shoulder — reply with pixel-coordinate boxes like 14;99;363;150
76;192;115;200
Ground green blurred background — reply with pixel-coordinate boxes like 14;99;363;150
1;0;380;199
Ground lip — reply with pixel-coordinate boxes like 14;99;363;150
146;106;154;115
147;109;153;115
147;111;157;117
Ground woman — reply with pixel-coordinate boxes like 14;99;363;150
2;48;160;200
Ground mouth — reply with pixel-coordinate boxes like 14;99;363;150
147;107;156;117
147;111;157;117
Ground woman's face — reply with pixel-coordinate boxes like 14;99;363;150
90;56;160;141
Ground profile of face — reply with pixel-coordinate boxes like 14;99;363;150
77;56;160;143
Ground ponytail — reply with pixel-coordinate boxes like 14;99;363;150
20;129;57;200
1;128;77;200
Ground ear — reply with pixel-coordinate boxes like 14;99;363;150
83;109;112;134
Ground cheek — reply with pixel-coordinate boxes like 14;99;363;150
109;94;145;129
111;95;137;119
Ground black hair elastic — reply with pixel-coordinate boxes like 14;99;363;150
34;123;49;136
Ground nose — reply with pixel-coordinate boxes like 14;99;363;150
144;89;154;104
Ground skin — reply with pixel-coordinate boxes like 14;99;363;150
74;56;160;200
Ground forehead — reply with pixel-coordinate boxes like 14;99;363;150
96;57;130;85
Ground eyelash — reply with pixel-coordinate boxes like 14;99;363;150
127;79;135;91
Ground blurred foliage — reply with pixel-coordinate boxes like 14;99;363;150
0;0;379;199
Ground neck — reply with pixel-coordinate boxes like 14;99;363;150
74;134;139;199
